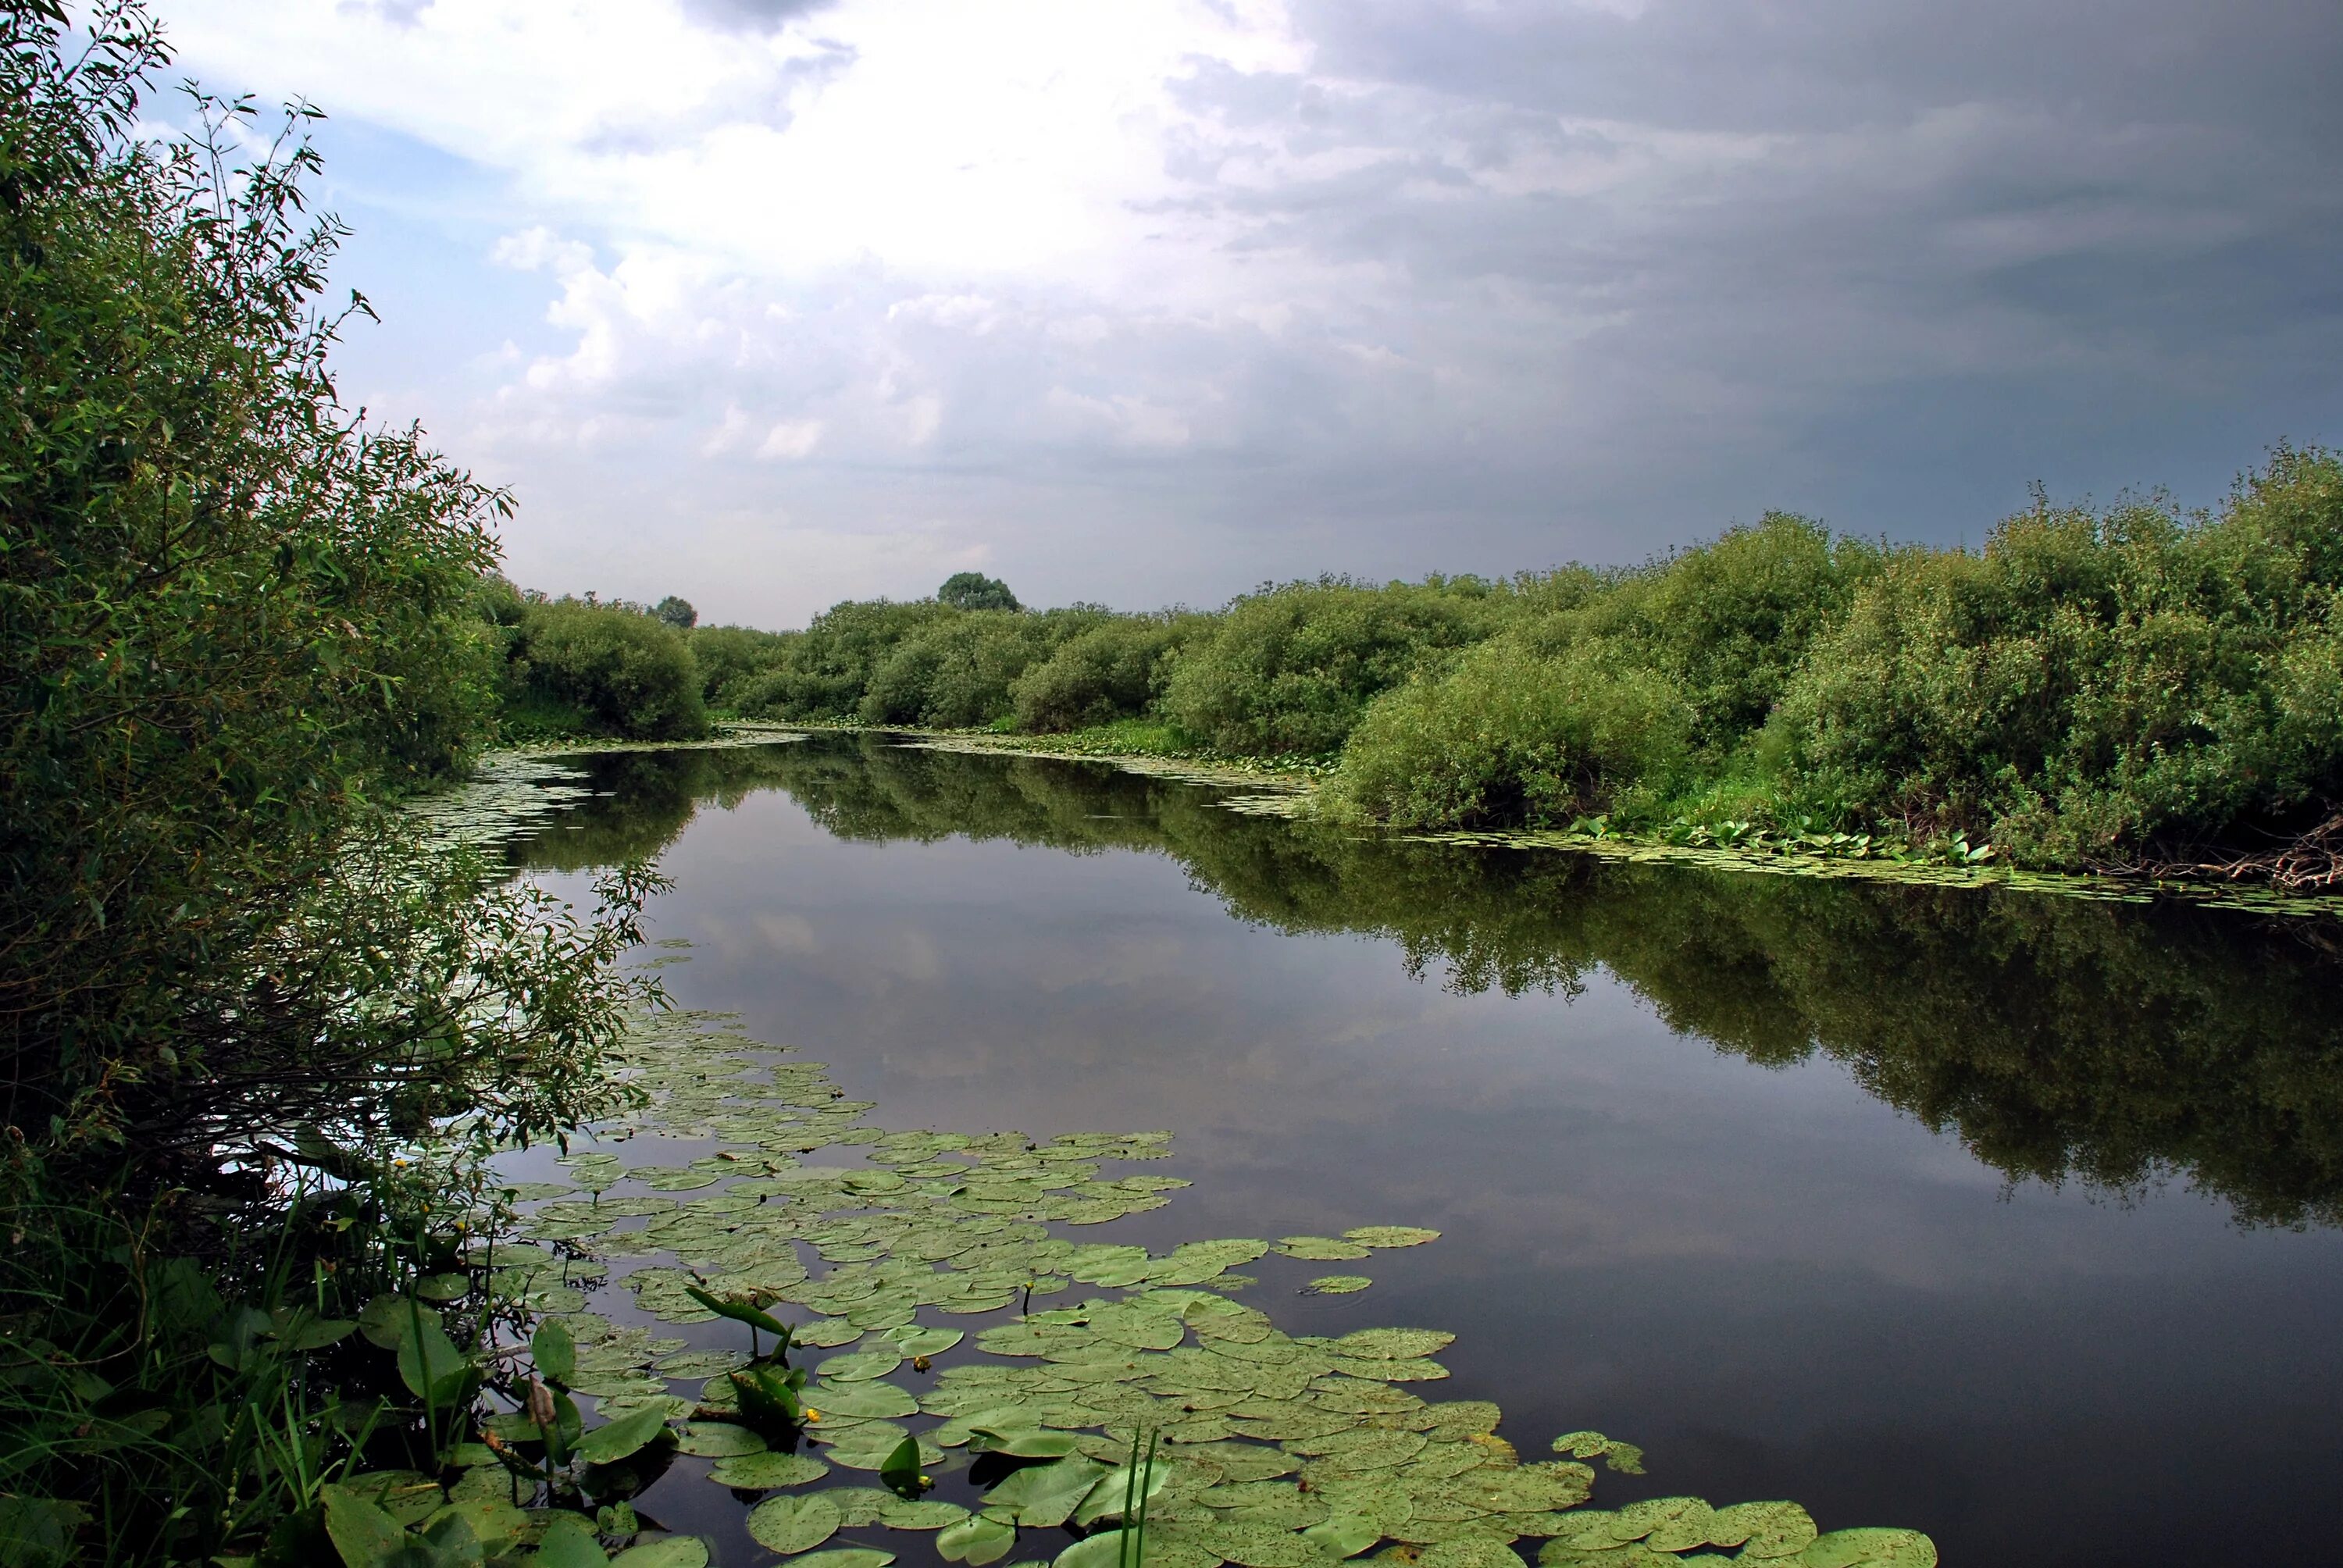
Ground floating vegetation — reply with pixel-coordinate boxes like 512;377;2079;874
370;984;1945;1568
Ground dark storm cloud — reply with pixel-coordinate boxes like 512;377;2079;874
1127;0;2343;555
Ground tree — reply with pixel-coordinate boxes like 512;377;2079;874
654;593;698;629
939;571;1021;611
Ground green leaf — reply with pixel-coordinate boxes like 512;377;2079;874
1339;1227;1439;1248
878;1434;924;1488
415;1273;473;1303
684;1285;789;1338
817;1349;905;1381
608;1540;712;1568
319;1484;408;1568
1072;1459;1171;1528
983;1459;1111;1529
708;1451;830;1489
1303;1276;1370;1295
730;1365;806;1432
937;1512;1019;1566
1793;1529;1937;1567
672;1421;765;1457
811;1379;917;1420
1301;1515;1380;1559
394;1311;472;1405
782;1553;895;1568
576;1403;672;1466
532;1319;577;1385
529;1513;610;1568
746;1493;843;1555
968;1426;1079;1459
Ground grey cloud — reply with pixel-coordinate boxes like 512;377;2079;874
679;0;836;34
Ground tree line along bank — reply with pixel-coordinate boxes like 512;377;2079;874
497;452;2343;880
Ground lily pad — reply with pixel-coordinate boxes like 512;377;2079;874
1795;1530;1937;1567
938;1512;1021;1566
747;1492;842;1554
811;1380;919;1420
1339;1228;1440;1249
1304;1516;1383;1559
1305;1278;1370;1295
609;1541;713;1568
784;1551;897;1568
1272;1238;1373;1261
674;1420;766;1456
819;1349;908;1381
984;1457;1112;1528
1331;1330;1454;1361
708;1450;831;1489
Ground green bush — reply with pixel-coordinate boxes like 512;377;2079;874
504;599;710;739
1778;448;2343;863
938;571;1021;611
1335;636;1695;828
1161;578;1511;755
689;622;796;710
729;597;958;719
1011;615;1199;731
859;607;1106;728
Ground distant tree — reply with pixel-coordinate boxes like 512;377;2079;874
654;594;698;629
939;571;1021;611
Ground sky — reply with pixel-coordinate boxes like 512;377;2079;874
160;0;2343;628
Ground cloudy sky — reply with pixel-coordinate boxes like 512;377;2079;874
163;0;2341;627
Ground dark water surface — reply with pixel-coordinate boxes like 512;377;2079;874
514;735;2343;1566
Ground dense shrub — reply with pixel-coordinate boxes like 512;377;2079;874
858;607;1106;728
1011;615;1200;731
504;599;709;739
689;622;797;709
1779;449;2343;863
1335;636;1695;827
1160;577;1512;755
730;597;958;719
938;570;1021;611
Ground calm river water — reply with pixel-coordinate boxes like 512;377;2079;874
509;734;2343;1566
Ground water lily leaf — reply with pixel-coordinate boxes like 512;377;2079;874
813;1380;918;1420
1303;1516;1382;1559
532;1319;577;1385
1339;1229;1439;1249
1303;1278;1370;1295
673;1420;765;1456
781;1553;895;1568
879;1434;924;1489
319;1483;406;1568
886;1327;965;1357
733;1365;808;1431
709;1451;831;1489
355;1295;418;1351
747;1492;843;1555
415;1273;473;1303
533;1513;612;1568
1073;1459;1174;1527
1550;1433;1643;1475
794;1318;865;1349
1272;1238;1372;1262
1708;1502;1816;1558
937;1511;1019;1566
1329;1331;1453;1361
1792;1530;1936;1567
970;1426;1082;1459
984;1457;1111;1527
1200;1521;1321;1568
577;1403;672;1466
875;1498;970;1531
394;1310;474;1406
818;1350;906;1381
1416;1540;1521;1568
608;1540;712;1568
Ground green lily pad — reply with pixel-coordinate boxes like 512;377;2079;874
747;1492;842;1554
1339;1228;1439;1249
674;1420;766;1456
873;1499;972;1531
783;1550;897;1568
708;1450;830;1488
609;1540;713;1568
1272;1238;1372;1261
1550;1432;1644;1475
1794;1529;1937;1567
1198;1521;1321;1568
1331;1330;1453;1361
415;1273;473;1303
812;1380;919;1419
1709;1502;1817;1557
794;1318;865;1349
1416;1540;1522;1568
1304;1278;1371;1295
984;1457;1112;1528
819;1349;908;1381
1303;1516;1382;1559
886;1326;966;1357
939;1512;1022;1566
